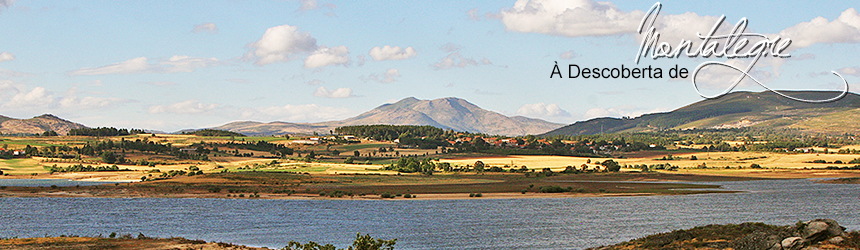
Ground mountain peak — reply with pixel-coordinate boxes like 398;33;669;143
35;114;61;120
0;114;87;135
209;96;564;136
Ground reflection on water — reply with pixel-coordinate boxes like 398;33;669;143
0;179;858;250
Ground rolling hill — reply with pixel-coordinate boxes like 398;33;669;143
542;90;860;136
0;114;87;135
210;97;565;136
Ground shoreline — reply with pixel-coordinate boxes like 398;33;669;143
0;190;697;200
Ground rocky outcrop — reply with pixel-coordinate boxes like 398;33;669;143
591;219;857;250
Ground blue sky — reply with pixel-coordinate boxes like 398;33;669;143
0;0;859;132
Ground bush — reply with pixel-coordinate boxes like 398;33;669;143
284;233;396;250
380;192;394;199
540;185;572;193
750;163;762;169
474;193;482;197
403;193;412;198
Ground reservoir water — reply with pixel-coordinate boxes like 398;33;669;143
1;179;858;249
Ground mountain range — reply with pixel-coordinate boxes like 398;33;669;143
542;90;860;136
211;97;565;136
0;114;87;135
4;91;859;137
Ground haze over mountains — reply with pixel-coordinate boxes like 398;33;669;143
212;97;565;136
542;91;860;136
4;91;860;137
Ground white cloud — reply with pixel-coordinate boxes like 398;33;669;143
500;1;860;52
368;45;417;61
225;79;249;84
500;0;644;37
253;103;351;122
467;8;481;21
778;8;860;48
298;0;318;11
59;96;124;110
516;103;571;118
246;24;318;66
3;86;53;109
192;22;218;33
68;56;220;75
161;55;221;72
356;55;366;67
304;46;350;68
0;0;14;13
148;100;219;114
691;59;773;91
305;79;323;85
837;67;860;77
0;68;32;77
558;50;578;59
0;84;126;112
431;52;492;70
439;42;462;52
142;81;178;86
70;57;149;75
313;86;353;98
0;52;14;62
363;68;400;83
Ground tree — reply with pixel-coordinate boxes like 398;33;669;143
474;160;485;173
601;159;621;172
354;150;360;157
101;151;117;164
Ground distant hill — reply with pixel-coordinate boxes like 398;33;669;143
542;91;860;136
0;114;87;135
208;97;564;136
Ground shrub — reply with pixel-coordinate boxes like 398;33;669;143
474;193;482;197
750;163;762;169
380;192;394;198
469;193;475;197
403;193;412;198
540;185;572;193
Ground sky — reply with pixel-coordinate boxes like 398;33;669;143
0;0;859;132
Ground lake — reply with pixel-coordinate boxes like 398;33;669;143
1;178;858;249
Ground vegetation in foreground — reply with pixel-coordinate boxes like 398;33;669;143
0;233;395;250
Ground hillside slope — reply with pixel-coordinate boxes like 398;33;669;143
543;91;860;136
0;114;87;135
